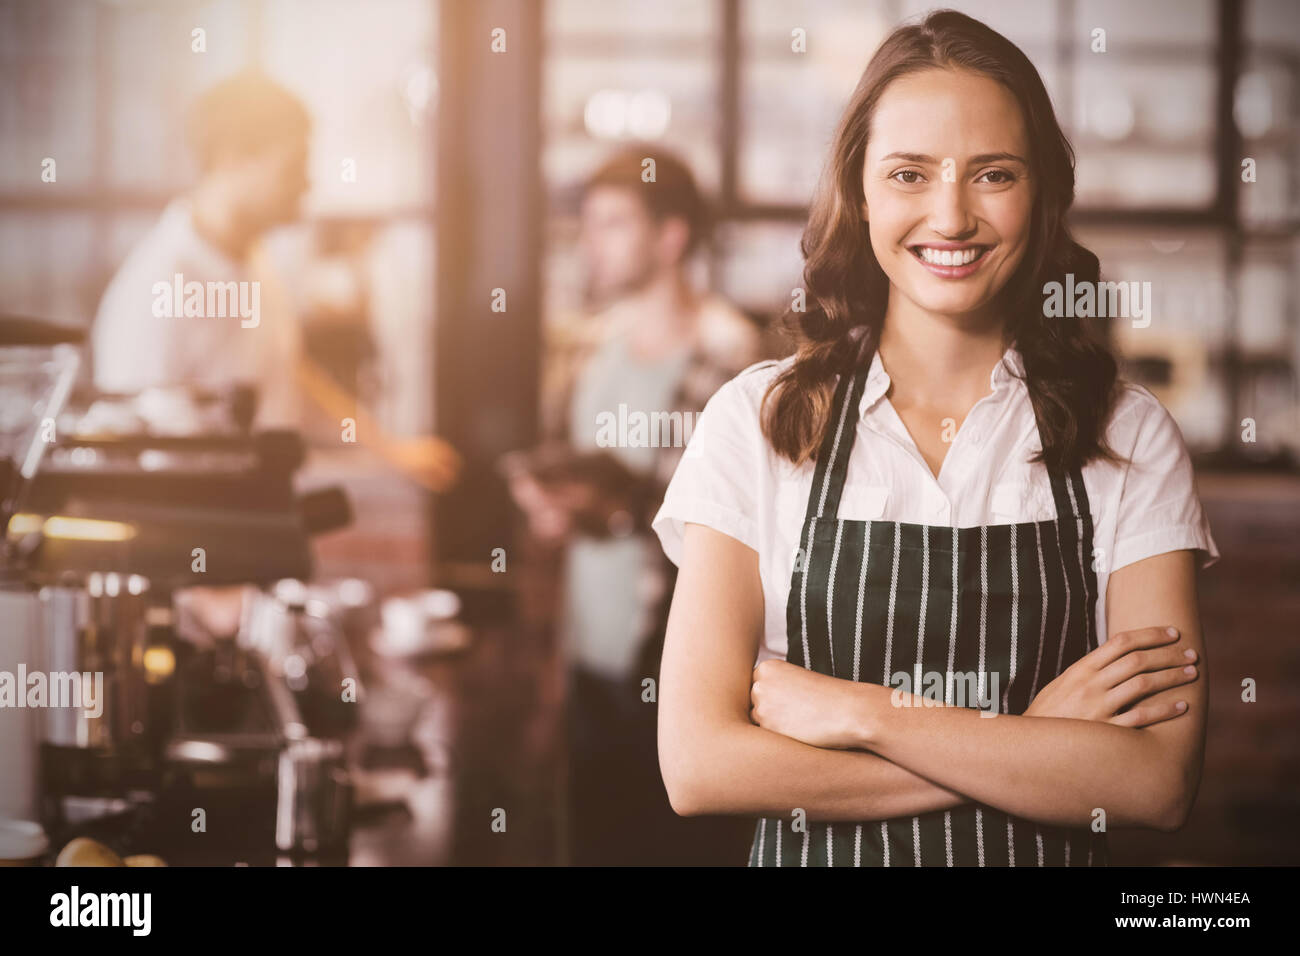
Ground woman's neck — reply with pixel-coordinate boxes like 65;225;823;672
876;296;1009;411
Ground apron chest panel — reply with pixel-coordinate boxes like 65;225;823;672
751;355;1107;867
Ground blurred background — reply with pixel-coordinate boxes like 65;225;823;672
0;0;1296;867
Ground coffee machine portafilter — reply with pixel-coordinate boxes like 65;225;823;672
12;366;358;861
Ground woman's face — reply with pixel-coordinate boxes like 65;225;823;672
861;66;1035;323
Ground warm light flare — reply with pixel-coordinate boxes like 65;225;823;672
6;512;137;542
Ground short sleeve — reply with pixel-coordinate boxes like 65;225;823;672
651;375;764;566
1110;398;1221;574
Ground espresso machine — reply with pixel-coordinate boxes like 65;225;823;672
2;314;362;864
0;316;82;836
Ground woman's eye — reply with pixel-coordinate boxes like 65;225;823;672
978;169;1016;184
891;170;924;185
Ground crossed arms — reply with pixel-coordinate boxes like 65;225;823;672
657;522;1209;832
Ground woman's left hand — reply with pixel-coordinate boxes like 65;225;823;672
749;659;875;750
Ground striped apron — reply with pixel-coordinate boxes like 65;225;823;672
748;359;1109;866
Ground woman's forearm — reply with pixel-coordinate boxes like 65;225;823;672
855;684;1180;830
665;718;969;821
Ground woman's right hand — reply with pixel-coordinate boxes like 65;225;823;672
1024;625;1198;728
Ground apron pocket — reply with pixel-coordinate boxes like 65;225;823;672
839;485;890;521
990;480;1053;523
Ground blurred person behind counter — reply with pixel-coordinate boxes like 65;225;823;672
505;147;767;864
91;70;458;489
89;71;459;649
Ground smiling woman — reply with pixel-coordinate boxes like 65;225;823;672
651;9;1219;868
761;12;1111;473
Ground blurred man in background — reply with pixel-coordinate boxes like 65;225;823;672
92;70;458;482
506;147;763;864
91;71;458;647
92;71;310;430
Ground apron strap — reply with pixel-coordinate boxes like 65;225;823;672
803;350;1093;527
1047;461;1092;522
804;364;868;521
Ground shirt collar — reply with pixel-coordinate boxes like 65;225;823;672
859;344;1025;416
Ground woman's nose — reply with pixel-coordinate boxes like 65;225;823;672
927;181;978;239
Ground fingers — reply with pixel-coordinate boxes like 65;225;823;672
750;661;778;725
1104;661;1199;717
1107;697;1191;729
1088;625;1181;670
1097;639;1198;689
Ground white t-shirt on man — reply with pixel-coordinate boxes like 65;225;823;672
92;199;300;428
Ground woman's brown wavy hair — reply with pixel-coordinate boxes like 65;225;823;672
761;9;1123;472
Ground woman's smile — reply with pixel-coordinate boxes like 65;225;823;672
907;241;996;279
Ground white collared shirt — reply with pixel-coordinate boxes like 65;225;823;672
92;199;300;428
651;347;1221;666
